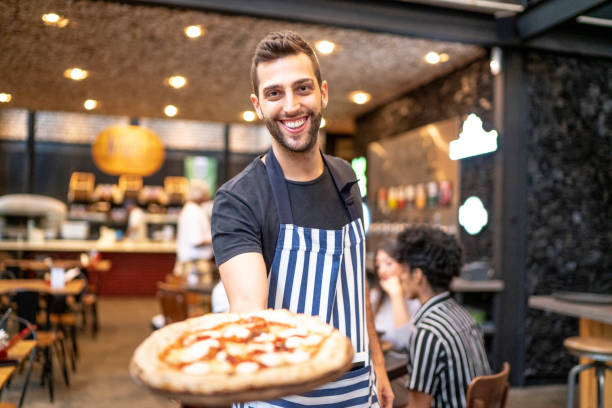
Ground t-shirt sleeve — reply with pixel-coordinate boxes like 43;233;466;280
211;189;263;266
407;328;442;396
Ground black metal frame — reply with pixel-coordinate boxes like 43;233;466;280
119;0;612;58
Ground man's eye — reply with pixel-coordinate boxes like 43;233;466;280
298;85;311;92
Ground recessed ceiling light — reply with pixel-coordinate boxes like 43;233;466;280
439;53;449;62
425;51;441;64
42;13;69;27
315;40;336;55
320;118;326;128
242;111;256;122
184;25;205;38
349;91;371;105
164;105;178;117
64;68;88;81
0;93;12;103
167;76;187;89
84;99;98;110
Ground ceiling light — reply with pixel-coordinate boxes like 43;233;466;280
184;25;204;38
64;68;88;81
167;76;187;89
164;105;178;117
320;118;326;128
84;99;98;110
242;111;256;122
425;51;441;64
439;53;450;62
315;40;336;55
349;91;371;105
42;13;69;27
0;93;12;103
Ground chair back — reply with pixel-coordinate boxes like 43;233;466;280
156;282;188;324
466;362;510;408
14;291;39;329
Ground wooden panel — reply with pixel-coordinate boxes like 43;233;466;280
579;318;612;408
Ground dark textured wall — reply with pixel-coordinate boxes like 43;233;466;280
524;52;612;381
355;58;495;263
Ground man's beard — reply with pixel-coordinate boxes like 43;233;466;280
264;110;322;153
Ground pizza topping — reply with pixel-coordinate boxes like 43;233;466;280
257;352;284;367
236;361;260;374
159;314;333;375
183;362;211;375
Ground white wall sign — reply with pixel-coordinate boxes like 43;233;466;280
449;114;498;160
458;196;488;235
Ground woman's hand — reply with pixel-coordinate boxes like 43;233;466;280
380;275;403;298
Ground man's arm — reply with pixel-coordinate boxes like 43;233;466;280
408;390;433;408
365;281;394;408
219;252;268;313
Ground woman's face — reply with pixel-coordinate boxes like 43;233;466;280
376;249;402;280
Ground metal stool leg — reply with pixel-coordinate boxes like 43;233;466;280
568;362;596;408
596;364;605;408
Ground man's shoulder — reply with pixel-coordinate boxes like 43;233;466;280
323;154;357;183
217;157;268;198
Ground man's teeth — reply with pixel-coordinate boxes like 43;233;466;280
283;118;306;129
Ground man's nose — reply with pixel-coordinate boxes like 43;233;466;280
283;92;301;115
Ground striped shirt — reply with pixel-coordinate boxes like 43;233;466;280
407;292;491;408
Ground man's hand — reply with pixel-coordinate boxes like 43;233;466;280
380;275;403;297
376;367;395;408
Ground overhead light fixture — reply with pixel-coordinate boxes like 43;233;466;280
42;13;69;27
315;40;336;55
439;53;449;62
164;105;178;117
0;93;12;103
167;75;187;89
320;118;326;128
576;15;612;28
242;111;256;122
184;25;205;38
349;91;371;105
425;52;441;64
84;99;98;110
64;68;88;81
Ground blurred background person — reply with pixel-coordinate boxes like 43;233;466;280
371;239;421;351
125;200;147;241
174;180;214;287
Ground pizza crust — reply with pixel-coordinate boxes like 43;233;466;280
130;309;354;404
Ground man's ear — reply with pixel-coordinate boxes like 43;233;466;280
413;268;425;285
320;80;328;110
250;94;263;120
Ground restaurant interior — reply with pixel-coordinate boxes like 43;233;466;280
0;0;610;407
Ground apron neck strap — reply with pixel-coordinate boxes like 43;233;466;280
265;148;360;224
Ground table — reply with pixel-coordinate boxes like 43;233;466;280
0;279;85;295
529;295;612;408
0;339;36;402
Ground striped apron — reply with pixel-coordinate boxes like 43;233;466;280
235;150;379;408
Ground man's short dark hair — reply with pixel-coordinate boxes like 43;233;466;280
250;31;322;95
396;226;462;292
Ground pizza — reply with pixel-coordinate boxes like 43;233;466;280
130;309;354;405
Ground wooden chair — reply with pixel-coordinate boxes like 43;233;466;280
156;282;188;325
466;362;510;408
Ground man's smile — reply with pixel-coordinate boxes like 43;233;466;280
278;115;309;134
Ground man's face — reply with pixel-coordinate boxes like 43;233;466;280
250;53;328;153
400;266;420;300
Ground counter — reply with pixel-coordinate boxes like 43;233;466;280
0;239;178;296
529;295;612;408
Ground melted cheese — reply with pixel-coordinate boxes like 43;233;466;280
183;362;211;375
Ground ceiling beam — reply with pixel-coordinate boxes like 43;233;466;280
525;22;612;59
124;0;500;45
516;0;610;39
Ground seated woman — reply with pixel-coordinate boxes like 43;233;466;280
371;239;421;352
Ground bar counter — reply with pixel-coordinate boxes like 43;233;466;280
529;295;612;408
0;239;177;296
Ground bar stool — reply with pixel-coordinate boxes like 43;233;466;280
564;336;612;408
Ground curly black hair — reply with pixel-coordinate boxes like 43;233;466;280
396;226;463;292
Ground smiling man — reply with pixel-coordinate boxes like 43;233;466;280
211;31;393;407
